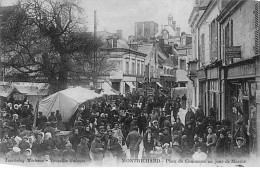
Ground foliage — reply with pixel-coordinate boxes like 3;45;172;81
0;0;114;93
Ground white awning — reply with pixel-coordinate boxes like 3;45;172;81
156;82;163;88
125;82;136;88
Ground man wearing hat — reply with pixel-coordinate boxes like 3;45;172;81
126;126;142;159
90;133;105;164
69;128;81;152
137;111;147;135
104;129;122;160
122;112;132;136
158;111;166;129
163;115;171;132
48;112;57;122
36;112;47;130
19;124;31;138
143;126;155;158
159;127;172;146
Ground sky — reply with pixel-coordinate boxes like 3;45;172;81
1;0;194;39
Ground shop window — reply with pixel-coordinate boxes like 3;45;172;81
125;61;129;74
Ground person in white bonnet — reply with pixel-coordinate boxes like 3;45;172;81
192;147;207;161
14;136;22;146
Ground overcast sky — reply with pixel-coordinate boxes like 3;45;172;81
1;0;194;39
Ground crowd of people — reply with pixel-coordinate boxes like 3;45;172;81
0;90;252;166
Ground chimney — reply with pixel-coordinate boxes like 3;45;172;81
116;30;123;39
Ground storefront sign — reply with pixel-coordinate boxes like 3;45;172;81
207;67;218;79
227;63;255;79
225;46;241;59
197;70;206;79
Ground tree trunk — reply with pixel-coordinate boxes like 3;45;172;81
58;53;69;91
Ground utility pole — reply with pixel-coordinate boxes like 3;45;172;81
93;10;97;88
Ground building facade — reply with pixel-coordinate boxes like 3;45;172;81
189;0;260;157
216;0;259;157
98;31;146;95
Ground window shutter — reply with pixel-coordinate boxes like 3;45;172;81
255;1;260;55
230;19;233;46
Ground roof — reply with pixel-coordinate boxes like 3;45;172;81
97;31;115;40
117;39;129;49
163;25;176;36
138;45;153;55
0;82;49;97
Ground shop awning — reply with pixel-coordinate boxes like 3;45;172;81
126;82;136;88
156;82;163;88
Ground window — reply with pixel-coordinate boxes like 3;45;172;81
132;62;135;75
180;59;186;70
180;83;186;87
137;62;140;76
113;39;117;48
201;34;205;63
126;61;129;74
210;19;218;62
164;67;166;74
141;63;144;76
150;66;154;77
167;69;170;75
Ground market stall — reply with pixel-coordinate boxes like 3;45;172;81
38;86;102;122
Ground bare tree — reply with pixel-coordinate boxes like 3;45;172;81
0;0;114;93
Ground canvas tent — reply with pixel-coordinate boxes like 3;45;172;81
0;82;49;109
100;81;120;96
38;86;102;122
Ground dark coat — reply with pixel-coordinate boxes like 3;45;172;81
126;130;142;150
104;135;121;157
137;115;147;129
159;133;172;145
143;132;155;152
215;137;227;157
69;134;81;151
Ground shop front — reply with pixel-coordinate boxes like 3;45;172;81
206;67;220;119
224;59;257;156
197;69;207;114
